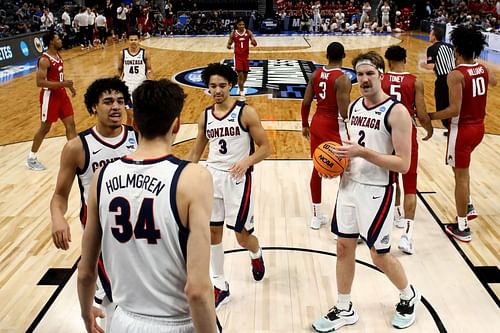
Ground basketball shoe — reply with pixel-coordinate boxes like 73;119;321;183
445;223;472;242
392;285;421;329
251;255;265;281
398;234;414;255
312;302;359;332
214;282;230;310
26;157;46;171
467;204;478;220
310;215;329;230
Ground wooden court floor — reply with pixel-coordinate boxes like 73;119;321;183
0;33;499;332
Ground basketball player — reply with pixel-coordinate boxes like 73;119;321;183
78;79;219;333
312;51;420;332
301;42;351;230
429;25;497;242
382;45;433;254
118;29;153;125
27;31;76;171
420;27;455;133
50;77;137;331
226;18;257;100
187;63;271;309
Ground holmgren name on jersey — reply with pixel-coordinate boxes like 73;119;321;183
105;173;166;196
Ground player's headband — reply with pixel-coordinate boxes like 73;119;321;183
355;59;384;74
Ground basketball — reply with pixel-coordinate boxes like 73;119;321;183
313;141;348;177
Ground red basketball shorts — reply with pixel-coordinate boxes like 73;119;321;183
39;89;74;123
234;56;250;73
446;122;484;168
310;113;347;156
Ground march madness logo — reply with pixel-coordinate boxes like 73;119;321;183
173;59;357;100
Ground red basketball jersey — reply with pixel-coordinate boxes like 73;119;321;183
312;66;344;115
40;52;65;93
232;29;250;56
381;72;416;117
454;63;489;125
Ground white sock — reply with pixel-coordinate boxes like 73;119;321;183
211;243;226;290
399;285;414;301
468;196;473;205
312;203;322;217
29;151;37;159
457;216;468;231
337;293;351;310
405;219;414;238
249;247;262;259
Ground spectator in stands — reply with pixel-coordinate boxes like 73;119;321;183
40;7;54;30
62;6;71;35
116;3;128;40
16;3;30;21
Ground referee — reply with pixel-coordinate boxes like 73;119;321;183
421;26;455;135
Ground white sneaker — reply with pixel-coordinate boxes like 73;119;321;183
310;215;328;230
312;302;359;332
26;157;46;171
392;285;421;329
398;234;414;255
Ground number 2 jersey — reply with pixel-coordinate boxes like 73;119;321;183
121;48;147;93
205;101;254;171
77;125;138;226
346;97;399;186
96;155;191;318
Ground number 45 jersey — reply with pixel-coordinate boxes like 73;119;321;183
97;155;191;317
122;48;147;93
205;101;254;171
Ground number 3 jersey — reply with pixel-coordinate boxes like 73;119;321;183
97;155;191;318
205;101;254;171
346;97;398;186
121;48;147;93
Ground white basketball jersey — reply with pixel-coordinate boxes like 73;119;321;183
205;101;253;171
122;48;147;93
77;125;137;225
97;155;191;318
346;97;398;186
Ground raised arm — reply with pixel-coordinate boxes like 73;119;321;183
50;138;84;250
414;79;433;140
178;164;216;333
186;111;209;162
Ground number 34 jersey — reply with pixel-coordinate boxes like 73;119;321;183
97;155;191;317
205;101;254;171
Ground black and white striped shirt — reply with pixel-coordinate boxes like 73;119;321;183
426;41;455;77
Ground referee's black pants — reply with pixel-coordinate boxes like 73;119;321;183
434;75;450;128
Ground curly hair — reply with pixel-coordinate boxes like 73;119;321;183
84;77;130;115
384;45;407;62
450;24;487;60
201;63;238;87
